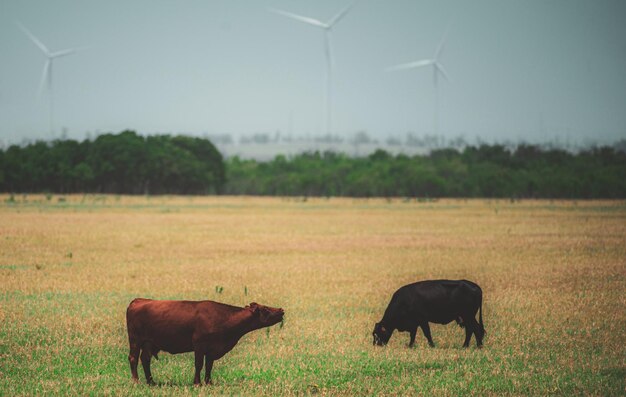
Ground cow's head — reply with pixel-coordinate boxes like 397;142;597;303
372;322;392;346
248;302;285;326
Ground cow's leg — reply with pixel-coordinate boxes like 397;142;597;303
193;350;204;385
468;316;484;347
476;325;484;347
462;316;473;347
420;323;435;347
139;344;155;385
204;355;214;385
408;327;417;348
128;342;140;382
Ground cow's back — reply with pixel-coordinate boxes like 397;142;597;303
390;280;481;325
126;299;205;354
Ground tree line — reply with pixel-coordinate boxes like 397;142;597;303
225;145;626;198
0;130;225;194
1;131;625;198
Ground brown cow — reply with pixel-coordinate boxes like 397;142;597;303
126;298;284;385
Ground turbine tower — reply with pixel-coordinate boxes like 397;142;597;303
387;25;451;138
16;21;88;137
270;1;358;135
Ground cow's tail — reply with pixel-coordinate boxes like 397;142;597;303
479;290;485;335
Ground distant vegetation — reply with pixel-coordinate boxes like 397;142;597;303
0;130;225;194
226;145;626;198
1;131;625;198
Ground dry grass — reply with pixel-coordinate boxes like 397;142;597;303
0;195;624;395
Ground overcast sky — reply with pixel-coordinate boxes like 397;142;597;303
1;0;625;146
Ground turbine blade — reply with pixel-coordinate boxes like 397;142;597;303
268;8;328;29
51;46;90;58
16;21;50;55
385;59;433;72
435;62;451;83
327;0;359;27
38;59;50;99
434;21;452;60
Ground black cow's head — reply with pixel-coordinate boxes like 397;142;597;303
248;302;285;326
372;322;392;346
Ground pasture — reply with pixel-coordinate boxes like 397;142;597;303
0;195;624;395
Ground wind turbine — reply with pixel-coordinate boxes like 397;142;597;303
387;25;452;138
269;1;358;135
16;21;88;137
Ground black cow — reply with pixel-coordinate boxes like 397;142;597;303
373;279;484;348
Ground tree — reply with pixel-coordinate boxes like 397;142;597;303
0;131;225;195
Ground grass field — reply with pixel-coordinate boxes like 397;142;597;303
1;195;624;396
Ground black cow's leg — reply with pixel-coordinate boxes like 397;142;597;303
128;342;140;382
469;317;484;347
204;355;214;385
462;317;473;347
476;326;484;347
420;323;435;347
193;350;204;385
139;344;154;385
409;327;417;347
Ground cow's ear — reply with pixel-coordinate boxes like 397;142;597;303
248;302;259;311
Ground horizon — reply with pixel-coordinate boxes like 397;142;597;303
2;128;623;162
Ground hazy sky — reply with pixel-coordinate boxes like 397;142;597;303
1;0;625;146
